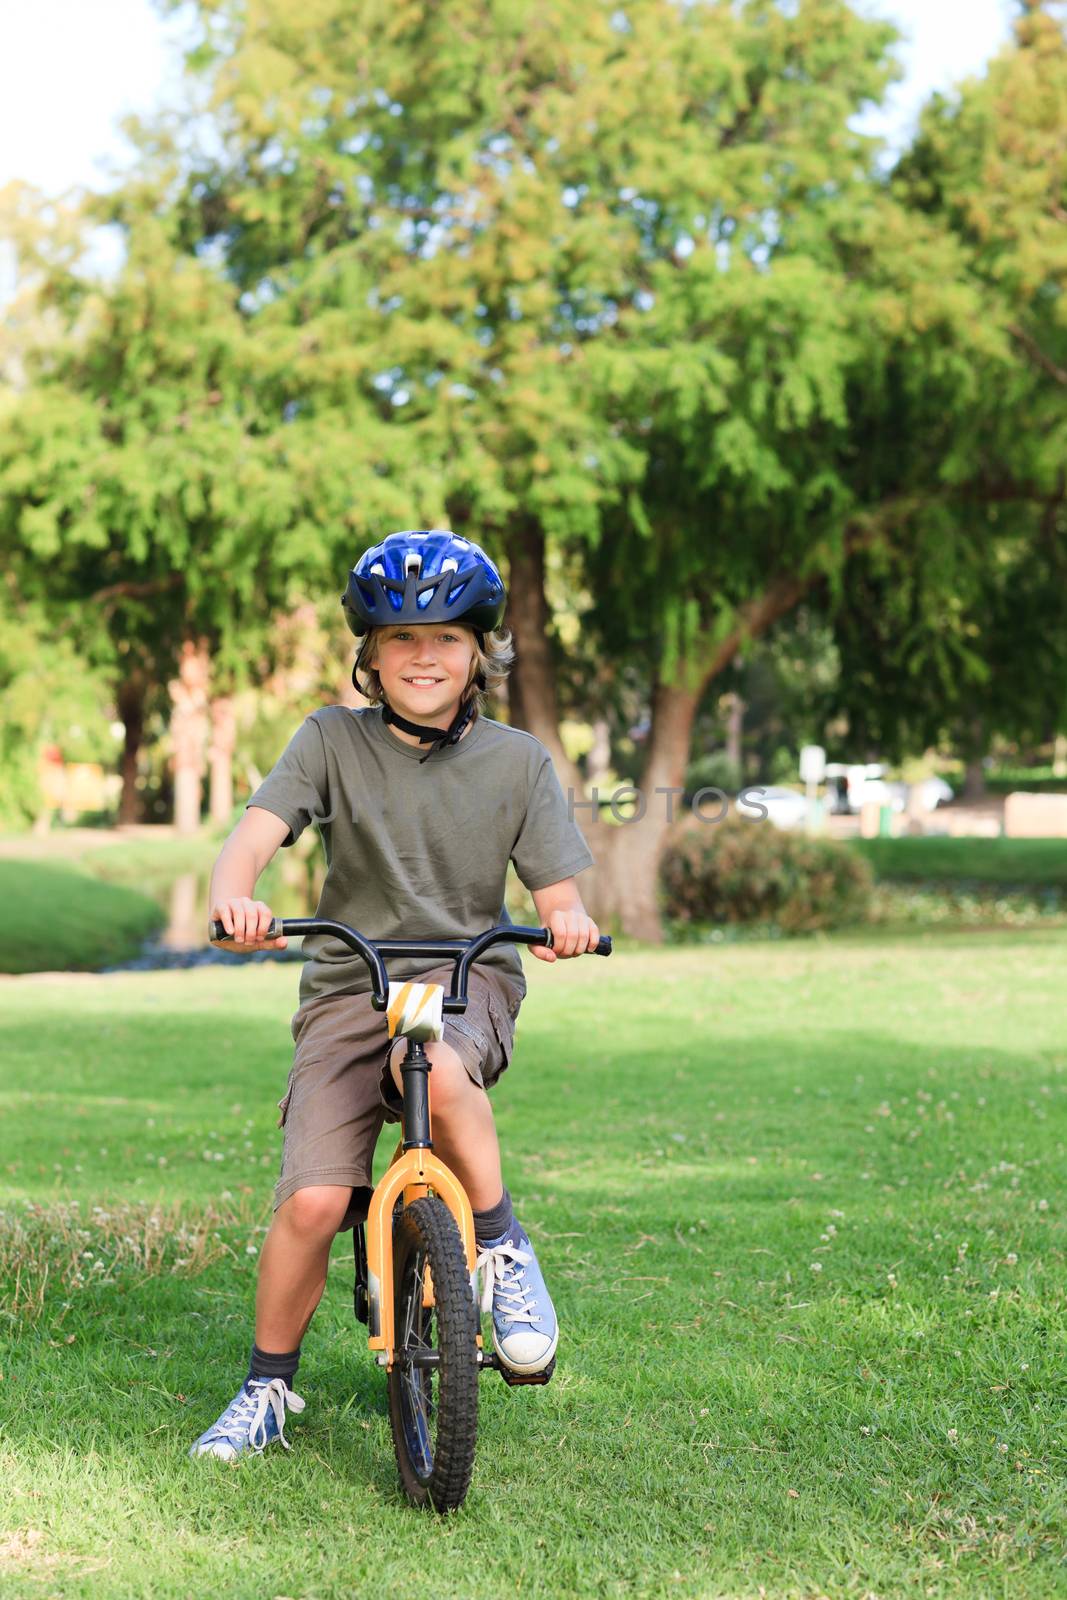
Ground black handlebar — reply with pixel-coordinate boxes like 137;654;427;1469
207;917;611;1012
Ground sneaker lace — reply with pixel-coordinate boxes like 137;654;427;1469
220;1377;305;1453
474;1240;539;1324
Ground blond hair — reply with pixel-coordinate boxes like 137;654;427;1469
353;623;515;717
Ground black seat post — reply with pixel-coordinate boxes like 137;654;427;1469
401;1037;433;1151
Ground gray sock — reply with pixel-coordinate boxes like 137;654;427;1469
246;1341;300;1390
473;1187;515;1247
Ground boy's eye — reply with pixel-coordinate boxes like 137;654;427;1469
392;631;458;642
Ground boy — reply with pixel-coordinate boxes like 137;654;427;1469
190;529;599;1459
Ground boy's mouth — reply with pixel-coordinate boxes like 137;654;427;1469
403;677;444;688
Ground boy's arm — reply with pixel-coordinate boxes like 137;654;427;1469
530;877;600;964
208;806;293;950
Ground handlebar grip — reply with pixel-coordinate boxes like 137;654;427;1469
209;917;283;942
542;929;612;955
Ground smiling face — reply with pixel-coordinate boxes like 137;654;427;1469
368;622;478;736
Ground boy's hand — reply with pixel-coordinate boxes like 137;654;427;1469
531;908;600;963
209;897;288;954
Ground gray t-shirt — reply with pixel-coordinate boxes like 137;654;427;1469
246;705;595;1006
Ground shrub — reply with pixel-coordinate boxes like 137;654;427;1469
660;814;873;934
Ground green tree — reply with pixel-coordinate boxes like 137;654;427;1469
153;0;909;932
829;0;1067;779
0;189;310;823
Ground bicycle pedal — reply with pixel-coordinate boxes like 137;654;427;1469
498;1356;556;1388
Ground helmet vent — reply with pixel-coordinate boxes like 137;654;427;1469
370;562;385;577
404;552;422;577
441;558;459;573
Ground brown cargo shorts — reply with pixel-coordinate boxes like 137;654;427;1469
273;962;523;1231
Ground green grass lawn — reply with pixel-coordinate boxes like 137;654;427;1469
1;936;1065;1598
0;859;165;974
853;836;1067;886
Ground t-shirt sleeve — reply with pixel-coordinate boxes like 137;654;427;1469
245;715;329;849
511;756;595;891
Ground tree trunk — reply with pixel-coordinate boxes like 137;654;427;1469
116;665;147;825
579;677;702;943
963;757;986;802
168;637;211;835
503;520;584;795
208;695;237;825
724;692;745;776
587;716;611;783
963;718;987;803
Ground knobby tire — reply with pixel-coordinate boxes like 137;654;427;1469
387;1195;479;1512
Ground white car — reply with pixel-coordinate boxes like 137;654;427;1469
738;786;808;830
918;776;954;810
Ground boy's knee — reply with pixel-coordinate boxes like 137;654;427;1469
426;1041;476;1115
390;1037;468;1088
390;1038;472;1114
280;1184;352;1239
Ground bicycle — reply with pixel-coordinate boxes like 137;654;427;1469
209;913;611;1511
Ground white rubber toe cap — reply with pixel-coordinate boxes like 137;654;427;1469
189;1437;239;1461
494;1325;559;1375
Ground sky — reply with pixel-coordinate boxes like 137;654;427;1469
0;0;1019;197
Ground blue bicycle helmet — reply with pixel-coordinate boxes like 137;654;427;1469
341;530;507;763
341;530;506;638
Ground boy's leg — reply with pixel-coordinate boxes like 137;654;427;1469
189;1184;351;1460
255;1183;354;1350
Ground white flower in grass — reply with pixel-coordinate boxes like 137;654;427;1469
245;1245;257;1256
947;1428;958;1443
1005;1253;1018;1266
1037;1199;1049;1211
810;1262;823;1273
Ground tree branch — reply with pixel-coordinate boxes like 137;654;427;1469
90;573;183;607
1008;322;1067;387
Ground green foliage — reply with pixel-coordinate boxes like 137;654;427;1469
1;0;1065;815
943;766;1067;795
682;749;741;798
830;3;1067;756
661;814;873;932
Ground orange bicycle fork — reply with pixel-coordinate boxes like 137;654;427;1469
358;1035;482;1371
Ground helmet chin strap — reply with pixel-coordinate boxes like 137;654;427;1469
381;698;477;763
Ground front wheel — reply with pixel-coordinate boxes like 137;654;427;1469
387;1195;479;1511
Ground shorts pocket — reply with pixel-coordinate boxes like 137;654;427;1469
486;993;517;1082
449;1011;491;1057
276;1068;296;1129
